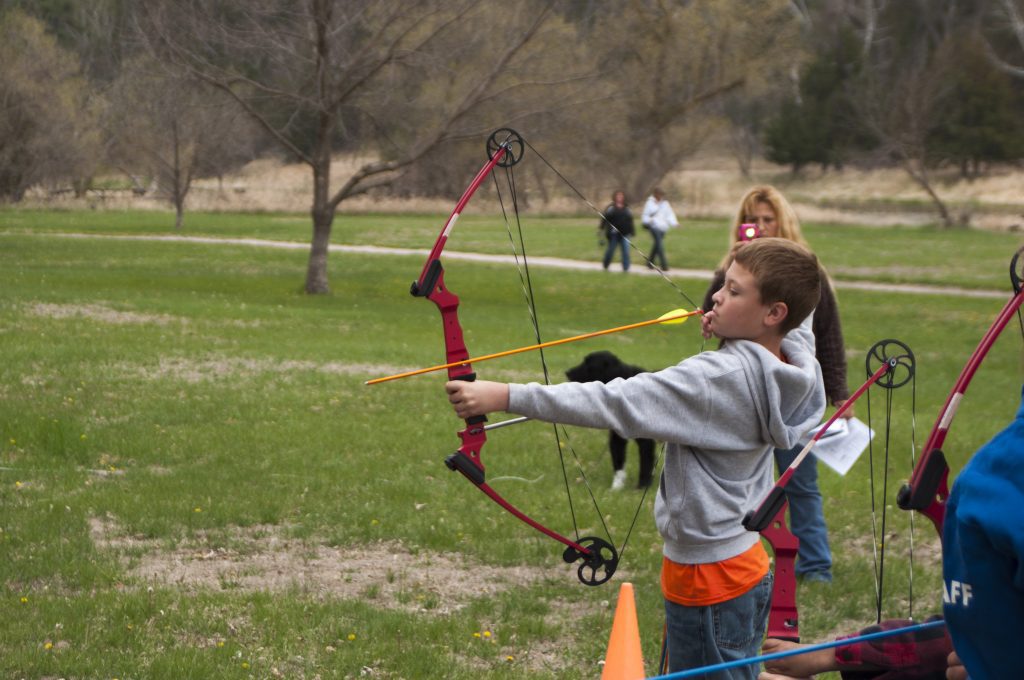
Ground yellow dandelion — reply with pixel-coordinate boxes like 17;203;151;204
505;656;514;663
15;481;22;488
473;632;481;639
347;633;356;641
20;596;28;604
217;641;225;648
241;661;250;669
44;642;53;650
483;631;491;638
193;507;202;513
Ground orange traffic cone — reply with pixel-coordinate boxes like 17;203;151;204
601;582;645;679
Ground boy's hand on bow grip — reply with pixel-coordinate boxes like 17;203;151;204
445;380;510;419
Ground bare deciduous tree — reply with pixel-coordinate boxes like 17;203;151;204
582;0;801;202
982;0;1024;77
139;0;560;293
102;56;259;229
853;2;961;227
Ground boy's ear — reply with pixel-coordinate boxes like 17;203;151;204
763;300;789;329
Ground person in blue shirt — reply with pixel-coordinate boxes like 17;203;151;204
942;385;1024;679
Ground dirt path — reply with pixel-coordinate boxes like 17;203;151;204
40;232;1008;299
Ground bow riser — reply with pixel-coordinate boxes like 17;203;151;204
760;505;800;641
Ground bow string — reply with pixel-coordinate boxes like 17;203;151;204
743;338;916;641
411;128;704;585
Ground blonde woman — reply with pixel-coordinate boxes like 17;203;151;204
702;185;848;584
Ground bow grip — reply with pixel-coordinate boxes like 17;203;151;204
743;485;787;532
449;372;486;426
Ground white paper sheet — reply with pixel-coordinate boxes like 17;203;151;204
798;417;875;476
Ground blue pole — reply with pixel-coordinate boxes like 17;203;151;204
646;619;945;679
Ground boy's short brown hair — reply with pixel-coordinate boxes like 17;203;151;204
730;238;821;333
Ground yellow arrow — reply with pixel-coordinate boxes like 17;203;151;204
365;308;701;386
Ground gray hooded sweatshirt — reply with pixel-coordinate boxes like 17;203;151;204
507;321;825;565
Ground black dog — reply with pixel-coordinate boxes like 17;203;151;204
565;350;656;490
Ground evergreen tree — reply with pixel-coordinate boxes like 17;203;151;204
764;28;872;173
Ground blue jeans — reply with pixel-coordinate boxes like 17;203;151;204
775;445;832;579
602;232;630;270
648;229;668;269
663;571;773;678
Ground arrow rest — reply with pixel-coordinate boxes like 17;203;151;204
865;338;915;388
563;536;618;586
486;128;524;167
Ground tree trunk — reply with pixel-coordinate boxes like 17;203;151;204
304;0;334;295
172;120;185;231
305;158;333;294
305;211;332;294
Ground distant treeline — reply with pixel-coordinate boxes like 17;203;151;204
3;0;1024;235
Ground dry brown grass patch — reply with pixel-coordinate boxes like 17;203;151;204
28;302;182;326
88;517;556;616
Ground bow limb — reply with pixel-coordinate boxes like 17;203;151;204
411;129;617;586
897;251;1024;537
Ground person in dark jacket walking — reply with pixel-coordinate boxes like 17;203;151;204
600;190;635;272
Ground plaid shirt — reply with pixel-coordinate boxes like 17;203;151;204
835;616;950;680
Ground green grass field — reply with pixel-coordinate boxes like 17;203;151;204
1;207;1022;678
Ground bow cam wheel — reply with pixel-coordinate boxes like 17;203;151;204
486;128;524;168
866;338;915;389
563;536;618;586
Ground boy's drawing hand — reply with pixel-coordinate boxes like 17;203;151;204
445;380;509;419
700;313;714;339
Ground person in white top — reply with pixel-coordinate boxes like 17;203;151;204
641;188;679;270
